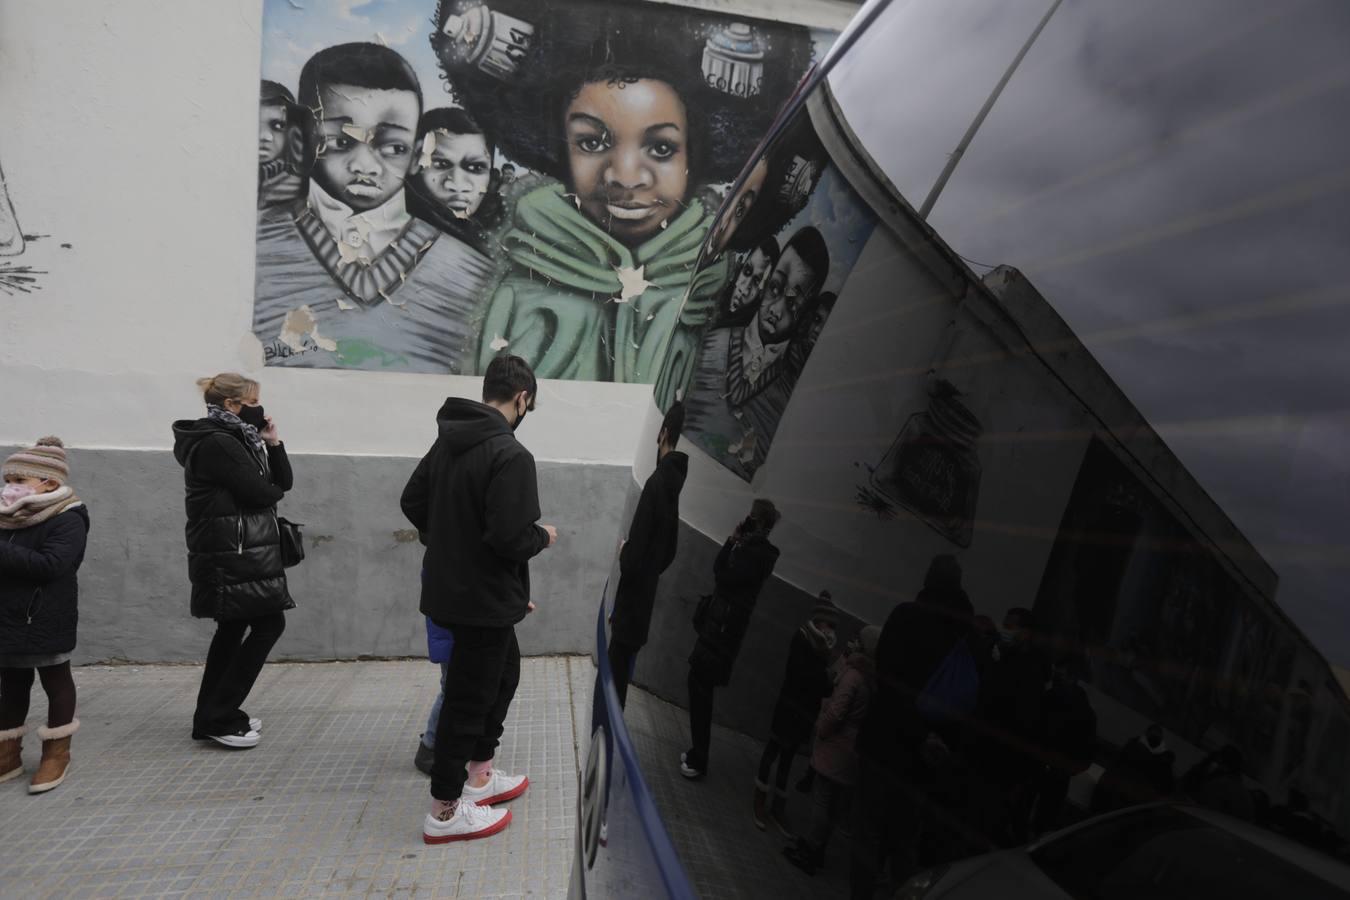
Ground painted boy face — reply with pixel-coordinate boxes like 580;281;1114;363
729;246;772;314
709;157;768;255
417;131;492;218
757;247;818;344
259;103;290;163
565;79;689;246
312;84;420;212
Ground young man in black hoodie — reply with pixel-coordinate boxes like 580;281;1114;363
401;355;558;844
607;402;689;708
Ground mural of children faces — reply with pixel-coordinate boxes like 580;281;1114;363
565;78;689;246
756;226;830;345
300;45;423;214
725;236;779;319
259;88;293;165
708;156;769;256
415;108;494;219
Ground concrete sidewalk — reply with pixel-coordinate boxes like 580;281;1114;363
0;658;594;899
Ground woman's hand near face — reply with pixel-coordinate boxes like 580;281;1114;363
261;416;281;446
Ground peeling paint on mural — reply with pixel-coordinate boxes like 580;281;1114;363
252;0;825;377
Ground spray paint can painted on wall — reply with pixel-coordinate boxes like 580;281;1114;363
702;22;766;99
440;5;535;81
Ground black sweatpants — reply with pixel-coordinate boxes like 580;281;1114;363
194;612;286;736
430;623;521;803
686;667;717;773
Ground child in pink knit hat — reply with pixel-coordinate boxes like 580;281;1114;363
0;437;90;795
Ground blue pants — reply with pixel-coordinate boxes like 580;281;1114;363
421;662;451;749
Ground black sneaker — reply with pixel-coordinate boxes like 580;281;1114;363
415;739;435;776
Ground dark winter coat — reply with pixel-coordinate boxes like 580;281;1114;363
0;506;90;657
1038;680;1098;777
610;450;688;648
688;531;779;686
769;626;834;746
172;418;295;621
401;398;550;628
856;585;974;767
974;646;1052;785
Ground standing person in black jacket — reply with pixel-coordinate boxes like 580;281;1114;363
401;355;558;845
607;402;689;708
680;499;781;780
850;555;974;899
0;437;90;794
172;373;294;750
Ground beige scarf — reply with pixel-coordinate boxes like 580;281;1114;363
0;485;82;530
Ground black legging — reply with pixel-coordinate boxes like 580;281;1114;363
0;662;77;729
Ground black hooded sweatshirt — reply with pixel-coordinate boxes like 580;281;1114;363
610;450;689;648
401;398;549;628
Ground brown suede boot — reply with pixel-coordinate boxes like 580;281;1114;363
0;725;25;784
30;719;78;795
753;780;770;831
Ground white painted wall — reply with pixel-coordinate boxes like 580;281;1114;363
0;0;851;463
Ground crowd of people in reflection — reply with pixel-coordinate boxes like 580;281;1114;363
657;532;1350;895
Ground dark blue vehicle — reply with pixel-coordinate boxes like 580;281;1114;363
573;0;1350;896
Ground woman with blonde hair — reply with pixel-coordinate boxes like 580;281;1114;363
172;374;294;749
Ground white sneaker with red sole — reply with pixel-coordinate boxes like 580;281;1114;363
460;769;530;806
423;800;512;844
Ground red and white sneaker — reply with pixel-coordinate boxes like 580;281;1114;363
460;769;530;806
423;799;512;844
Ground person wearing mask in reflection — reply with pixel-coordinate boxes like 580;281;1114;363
680;499;781;780
0;437;90;795
851;555;975;898
1028;656;1097;836
785;624;880;877
172;374;294;750
607;402;689;708
405;107;505;256
970;606;1051;847
1090;722;1176;815
754;595;838;835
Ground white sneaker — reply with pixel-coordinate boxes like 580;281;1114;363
423;799;512;844
208;729;260;749
461;769;530;806
249;717;262;733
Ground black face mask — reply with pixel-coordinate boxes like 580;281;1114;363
238;404;267;430
511;402;527;432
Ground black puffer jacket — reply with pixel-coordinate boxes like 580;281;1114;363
172;418;295;621
401;398;550;628
0;505;90;657
689;531;780;686
610;450;688;648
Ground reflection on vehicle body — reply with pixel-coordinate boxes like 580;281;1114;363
573;0;1350;896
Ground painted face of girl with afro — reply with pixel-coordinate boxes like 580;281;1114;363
564;78;690;246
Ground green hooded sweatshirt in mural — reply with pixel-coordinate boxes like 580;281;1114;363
475;183;730;387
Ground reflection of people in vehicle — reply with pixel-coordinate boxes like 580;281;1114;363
257;81;304;209
405;107;505;256
753;596;837;835
252;43;492;373
681;499;781;780
607;403;689;708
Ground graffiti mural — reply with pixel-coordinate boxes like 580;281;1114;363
672;106;878;480
0;159;45;296
252;0;823;376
